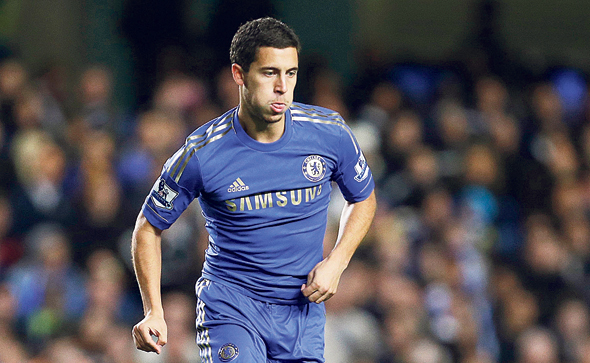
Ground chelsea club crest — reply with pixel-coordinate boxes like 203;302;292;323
302;155;326;182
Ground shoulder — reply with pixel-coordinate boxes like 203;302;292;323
290;102;345;123
185;108;235;150
290;102;351;135
290;102;355;141
164;109;235;183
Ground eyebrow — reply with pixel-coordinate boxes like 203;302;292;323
259;66;299;72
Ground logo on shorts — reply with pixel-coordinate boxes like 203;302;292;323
150;178;179;210
302;155;326;182
219;343;239;362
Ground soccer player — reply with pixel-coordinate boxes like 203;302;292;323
131;17;376;362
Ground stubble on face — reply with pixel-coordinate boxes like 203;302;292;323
239;47;299;127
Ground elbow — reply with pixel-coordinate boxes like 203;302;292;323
366;190;377;215
357;190;377;211
345;190;377;220
132;212;162;242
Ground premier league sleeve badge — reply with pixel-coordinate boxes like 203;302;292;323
150;178;179;210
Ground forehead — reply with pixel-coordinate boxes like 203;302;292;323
252;47;298;68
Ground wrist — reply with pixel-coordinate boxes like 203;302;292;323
145;307;164;318
326;249;351;271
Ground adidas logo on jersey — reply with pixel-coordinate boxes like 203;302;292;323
227;177;250;192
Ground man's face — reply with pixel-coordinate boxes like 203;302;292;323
234;46;298;124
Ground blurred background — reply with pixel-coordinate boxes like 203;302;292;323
1;0;590;362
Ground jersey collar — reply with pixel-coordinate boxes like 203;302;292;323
232;107;293;151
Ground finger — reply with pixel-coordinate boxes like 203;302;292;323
315;292;334;304
132;325;149;349
148;329;164;354
133;325;160;353
149;334;162;354
305;289;324;302
151;328;167;347
302;286;318;298
301;282;320;297
134;330;157;353
305;269;318;287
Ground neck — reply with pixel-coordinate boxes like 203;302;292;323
237;106;286;143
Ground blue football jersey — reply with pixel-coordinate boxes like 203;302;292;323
142;102;374;303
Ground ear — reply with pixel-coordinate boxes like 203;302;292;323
232;64;246;86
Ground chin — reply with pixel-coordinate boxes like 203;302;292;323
264;111;286;123
265;116;283;124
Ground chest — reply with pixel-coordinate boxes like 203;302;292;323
199;144;336;203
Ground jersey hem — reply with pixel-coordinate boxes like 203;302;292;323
201;273;310;305
142;204;172;230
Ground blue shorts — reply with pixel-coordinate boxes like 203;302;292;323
195;278;325;363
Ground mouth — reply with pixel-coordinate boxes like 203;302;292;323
270;102;287;114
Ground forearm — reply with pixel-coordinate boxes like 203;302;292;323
132;212;164;317
328;190;376;267
301;190;376;302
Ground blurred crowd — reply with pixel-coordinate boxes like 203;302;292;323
1;37;590;363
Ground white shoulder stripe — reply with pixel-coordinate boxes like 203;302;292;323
173;128;232;183
291;104;341;118
292;116;359;154
167;113;234;181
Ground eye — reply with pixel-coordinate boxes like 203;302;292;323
287;70;297;77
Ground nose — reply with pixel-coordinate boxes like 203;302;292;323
274;75;287;94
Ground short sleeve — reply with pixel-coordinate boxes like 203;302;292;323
142;145;203;230
332;124;375;203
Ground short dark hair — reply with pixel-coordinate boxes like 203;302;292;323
230;17;301;72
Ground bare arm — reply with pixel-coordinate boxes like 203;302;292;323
131;212;167;354
302;190;376;303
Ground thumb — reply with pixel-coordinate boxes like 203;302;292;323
150;328;167;348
